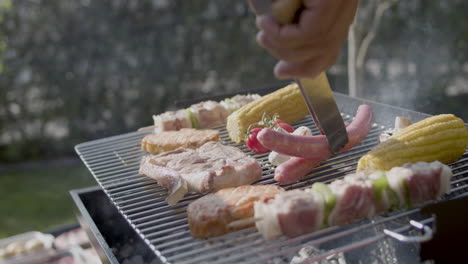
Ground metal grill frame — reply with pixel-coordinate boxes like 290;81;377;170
75;93;468;264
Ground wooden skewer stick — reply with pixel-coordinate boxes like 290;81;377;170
228;217;263;229
137;125;155;132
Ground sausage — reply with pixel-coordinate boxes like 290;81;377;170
257;129;330;159
258;104;373;158
340;104;374;152
274;157;323;184
271;104;374;184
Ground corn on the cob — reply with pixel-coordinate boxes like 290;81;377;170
357;114;468;172
226;72;331;142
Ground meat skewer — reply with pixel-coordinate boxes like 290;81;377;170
153;94;261;133
225;161;452;240
188;185;283;238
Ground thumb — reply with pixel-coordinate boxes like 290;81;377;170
274;61;294;80
274;59;325;79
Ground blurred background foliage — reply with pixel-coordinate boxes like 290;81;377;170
0;0;467;163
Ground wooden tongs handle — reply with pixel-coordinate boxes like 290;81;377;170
248;0;303;24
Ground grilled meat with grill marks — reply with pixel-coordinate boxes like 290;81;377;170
188;185;283;238
139;141;263;205
141;128;219;154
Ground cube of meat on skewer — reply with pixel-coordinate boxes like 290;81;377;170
328;173;376;226
187;101;230;129
153;109;192;133
254;190;324;240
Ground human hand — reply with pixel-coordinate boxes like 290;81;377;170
256;0;358;79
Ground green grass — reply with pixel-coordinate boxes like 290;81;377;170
0;163;96;238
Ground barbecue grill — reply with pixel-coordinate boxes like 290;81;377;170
72;92;468;263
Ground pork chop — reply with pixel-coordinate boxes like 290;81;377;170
139;141;263;205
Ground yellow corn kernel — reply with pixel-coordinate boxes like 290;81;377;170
226;72;331;142
357;114;468;172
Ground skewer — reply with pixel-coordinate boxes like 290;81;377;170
137;125;155;132
228;217;263;229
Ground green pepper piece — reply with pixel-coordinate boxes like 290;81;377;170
186;108;200;129
312;182;336;227
402;178;412;209
371;171;387;203
223;98;238;112
371;171;401;211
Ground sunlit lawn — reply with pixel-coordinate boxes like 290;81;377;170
0;162;96;238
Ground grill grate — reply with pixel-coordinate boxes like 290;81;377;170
75;95;468;264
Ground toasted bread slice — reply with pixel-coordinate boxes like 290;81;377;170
141;128;219;154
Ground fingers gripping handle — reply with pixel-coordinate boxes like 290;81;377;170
249;0;303;24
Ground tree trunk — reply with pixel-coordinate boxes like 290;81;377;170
348;23;357;97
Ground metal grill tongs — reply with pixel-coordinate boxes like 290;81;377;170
249;0;348;153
